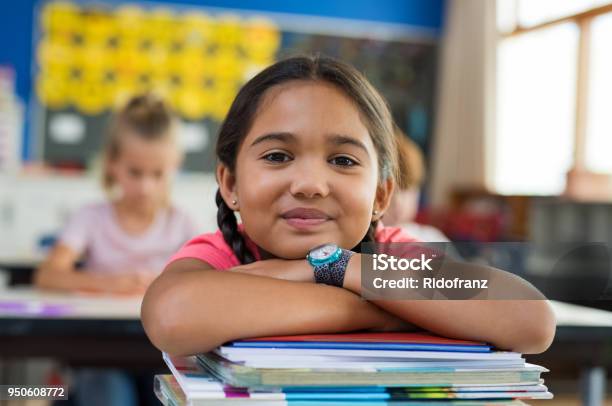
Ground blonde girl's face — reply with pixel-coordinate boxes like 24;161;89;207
109;133;180;209
219;80;393;259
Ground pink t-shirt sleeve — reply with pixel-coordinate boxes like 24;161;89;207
167;230;241;270
58;206;92;254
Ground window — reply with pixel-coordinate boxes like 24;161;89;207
585;13;612;173
518;0;610;27
495;23;578;194
494;0;612;195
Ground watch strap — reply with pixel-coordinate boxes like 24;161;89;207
313;248;353;287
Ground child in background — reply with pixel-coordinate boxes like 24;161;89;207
35;94;197;406
142;55;555;358
382;127;451;242
35;93;196;295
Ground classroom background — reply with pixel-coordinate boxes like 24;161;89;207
2;0;612;405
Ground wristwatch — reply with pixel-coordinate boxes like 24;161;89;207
307;243;353;287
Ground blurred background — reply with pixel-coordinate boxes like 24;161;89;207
2;0;612;405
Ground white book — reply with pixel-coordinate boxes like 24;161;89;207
163;353;225;394
238;359;526;369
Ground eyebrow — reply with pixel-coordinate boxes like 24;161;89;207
250;132;370;156
329;134;369;155
250;132;296;147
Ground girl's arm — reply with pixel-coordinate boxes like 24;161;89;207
142;255;555;356
341;255;556;354
247;255;555;354
34;243;152;294
141;258;414;356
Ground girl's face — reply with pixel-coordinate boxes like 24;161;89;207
109;133;180;210
219;80;393;259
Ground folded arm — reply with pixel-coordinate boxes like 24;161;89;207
342;254;555;354
142;254;556;356
141;258;413;356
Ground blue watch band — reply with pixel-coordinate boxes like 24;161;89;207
312;248;353;287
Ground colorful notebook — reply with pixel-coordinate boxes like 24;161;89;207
158;332;552;404
232;333;491;352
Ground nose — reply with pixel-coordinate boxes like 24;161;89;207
289;159;330;199
138;176;157;197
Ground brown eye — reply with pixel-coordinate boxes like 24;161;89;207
263;152;292;163
129;168;143;178
330;156;357;167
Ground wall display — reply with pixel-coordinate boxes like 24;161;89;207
34;1;436;172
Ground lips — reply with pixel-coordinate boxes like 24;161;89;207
281;208;331;220
281;208;332;230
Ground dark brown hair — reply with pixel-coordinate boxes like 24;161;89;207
215;55;398;264
102;93;178;192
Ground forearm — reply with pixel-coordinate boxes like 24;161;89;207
141;268;404;356
370;299;554;353
34;266;107;292
343;256;556;353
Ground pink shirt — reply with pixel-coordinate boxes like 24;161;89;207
168;223;419;270
59;202;198;275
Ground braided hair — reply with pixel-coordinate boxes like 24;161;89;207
215;189;256;264
215;55;398;264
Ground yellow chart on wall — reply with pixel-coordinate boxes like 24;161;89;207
36;1;281;120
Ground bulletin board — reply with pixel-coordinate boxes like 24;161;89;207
34;1;437;172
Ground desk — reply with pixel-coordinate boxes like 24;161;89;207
2;290;612;404
533;301;612;406
0;287;161;368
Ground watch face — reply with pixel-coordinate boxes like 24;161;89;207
310;243;338;261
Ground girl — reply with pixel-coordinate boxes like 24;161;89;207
35;94;197;406
35;93;196;295
142;55;555;357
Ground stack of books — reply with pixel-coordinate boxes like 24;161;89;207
154;332;552;405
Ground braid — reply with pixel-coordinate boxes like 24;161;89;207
352;220;378;253
215;189;256;264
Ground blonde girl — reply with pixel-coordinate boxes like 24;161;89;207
35;94;196;295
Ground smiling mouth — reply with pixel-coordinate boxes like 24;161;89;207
282;217;330;230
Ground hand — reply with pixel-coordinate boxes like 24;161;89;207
232;259;314;283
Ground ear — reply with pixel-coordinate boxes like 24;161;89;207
216;163;239;210
373;177;394;222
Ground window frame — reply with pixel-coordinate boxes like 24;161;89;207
497;2;612;196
